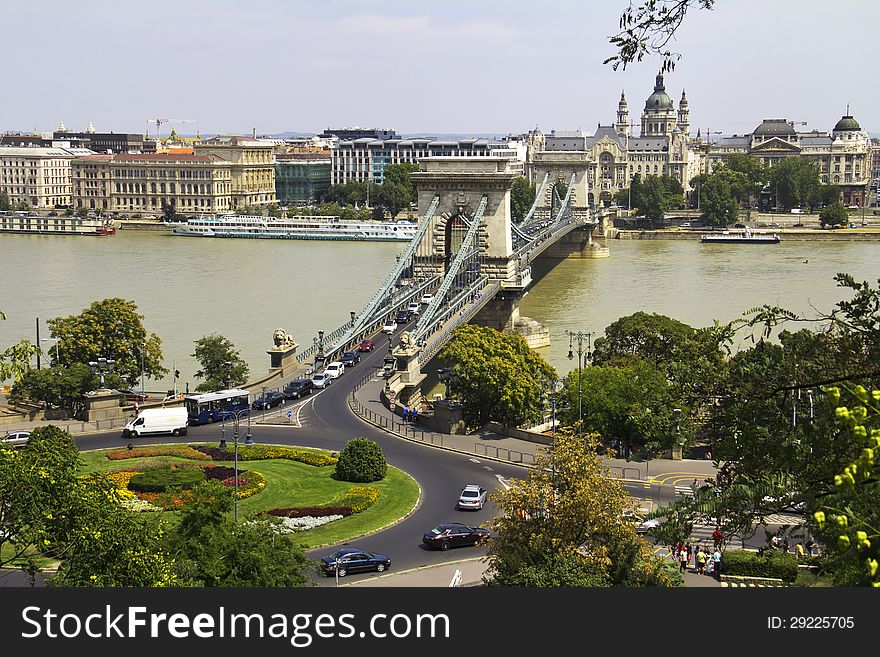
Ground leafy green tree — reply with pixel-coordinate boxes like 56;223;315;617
564;361;680;455
819;203;848;227
613;187;631;209
635;175;666;226
47;298;167;386
0;189;11;211
769;157;821;210
592;311;700;370
335;438;388;483
166;480;312;587
0;339;41;384
383;163;418;202
723;153;768;204
10;363;107;410
439;325;556;428
700;167;743;227
192;334;249;392
817;184;841;208
485;430;678;587
659;174;686;210
511;177;537;222
375;182;410;217
75;207;88;218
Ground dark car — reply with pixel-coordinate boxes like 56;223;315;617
422;523;490;551
251;391;284;410
340;351;360;367
396;309;411;324
283;378;313;400
359;339;375;352
319;548;391;577
116;388;150;403
733;223;746;228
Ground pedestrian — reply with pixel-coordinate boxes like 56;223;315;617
782;538;789;554
696;547;707;575
679;546;688;573
402;405;409;422
412;406;418;424
795;542;805;559
712;527;723;549
713;548;722;581
706;554;714;576
805;538;815;556
686;542;693;569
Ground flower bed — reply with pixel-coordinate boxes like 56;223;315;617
340;486;381;513
271;515;345;534
192;444;337;466
221;469;267;500
129;467;207;493
106;446;211;461
266;506;353;518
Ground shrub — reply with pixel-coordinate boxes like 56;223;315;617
340;486;381;513
334;438;387;483
722;550;799;583
191;444;336;466
129;467;206;493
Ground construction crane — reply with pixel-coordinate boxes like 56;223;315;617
146;118;196;140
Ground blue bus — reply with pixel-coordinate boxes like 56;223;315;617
184;389;251;425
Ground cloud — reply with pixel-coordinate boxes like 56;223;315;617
335;13;518;42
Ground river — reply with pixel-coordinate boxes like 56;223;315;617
2;231;878;389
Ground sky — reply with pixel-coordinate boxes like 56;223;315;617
1;0;876;138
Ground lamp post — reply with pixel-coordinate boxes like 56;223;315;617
220;408;254;522
140;341;146;397
41;338;59;366
350;311;356;328
566;330;592;436
437;367;457;401
88;357;116;389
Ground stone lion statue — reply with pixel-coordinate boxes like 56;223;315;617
272;328;296;348
400;330;416;350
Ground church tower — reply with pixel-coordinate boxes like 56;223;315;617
615;91;629;137
677;90;690;137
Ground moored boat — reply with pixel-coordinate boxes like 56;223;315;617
171;214;418;241
0;213;117;236
701;225;780;244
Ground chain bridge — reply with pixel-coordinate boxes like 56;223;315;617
270;157;609;409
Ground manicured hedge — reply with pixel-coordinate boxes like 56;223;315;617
334;438;387;483
129;467;206;493
722;550;799;583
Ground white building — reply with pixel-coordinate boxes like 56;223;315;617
0;146;94;208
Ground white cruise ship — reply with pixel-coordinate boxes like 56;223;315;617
171;214;418;242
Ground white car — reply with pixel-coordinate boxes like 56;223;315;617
457;484;488;510
420;294;434;305
1;431;30;448
382;319;396;334
325;361;345;379
311;371;332;389
407;302;421;315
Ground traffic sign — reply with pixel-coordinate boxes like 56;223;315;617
286;410;293;419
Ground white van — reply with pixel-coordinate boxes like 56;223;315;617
122;407;188;438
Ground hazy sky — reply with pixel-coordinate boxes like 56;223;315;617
2;0;875;137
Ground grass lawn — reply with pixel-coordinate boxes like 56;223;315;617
78;444;419;548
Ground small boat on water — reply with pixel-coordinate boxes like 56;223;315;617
171;214;418;242
701;225;780;244
0;213;117;236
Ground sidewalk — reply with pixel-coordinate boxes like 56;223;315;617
350;373;717;483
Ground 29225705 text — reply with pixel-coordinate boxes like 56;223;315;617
768;616;854;630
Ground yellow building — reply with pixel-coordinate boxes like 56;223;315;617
194;135;276;208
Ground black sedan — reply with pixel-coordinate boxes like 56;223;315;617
422;523;490;551
319;548;391;577
251;391;285;410
339;351;360;367
283;378;314;400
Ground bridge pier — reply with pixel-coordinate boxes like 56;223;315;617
388;334;426;410
473;293;550;348
536;223;609;259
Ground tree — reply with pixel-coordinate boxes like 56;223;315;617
485;430;678;587
75;207;88;218
10;363;102;410
510;177;537;222
563;361;681;455
166;480;312;587
635;175;666;226
723;154;768;205
820;203;848;228
439;325;556;428
0;189;11;211
606;0;716;72
192;334;249;392
0;339;41;385
382;163;418;203
375;182;411;217
47;298;167;386
769;157;821;210
700;167;743;227
335;438;388;483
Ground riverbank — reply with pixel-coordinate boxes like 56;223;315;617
612;227;880;241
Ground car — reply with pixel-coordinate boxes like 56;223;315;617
422;523;490;551
793;222;805;227
733;223;746;228
420;293;434;305
382;319;396;334
311;371;332;389
679;222;691;228
283;378;313;399
116;388;150;403
1;431;30;448
358;339;375;352
457;484;488;510
324;361;345;379
407;302;421;316
340;351;360;367
251;390;284;410
396;309;412;324
622;511;659;534
319;548;391;577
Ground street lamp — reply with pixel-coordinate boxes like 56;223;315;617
219;409;255;522
566;330;593;435
41;338;59;366
88;357;116;389
140;341;146;397
437;367;457;401
350;311;356;328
